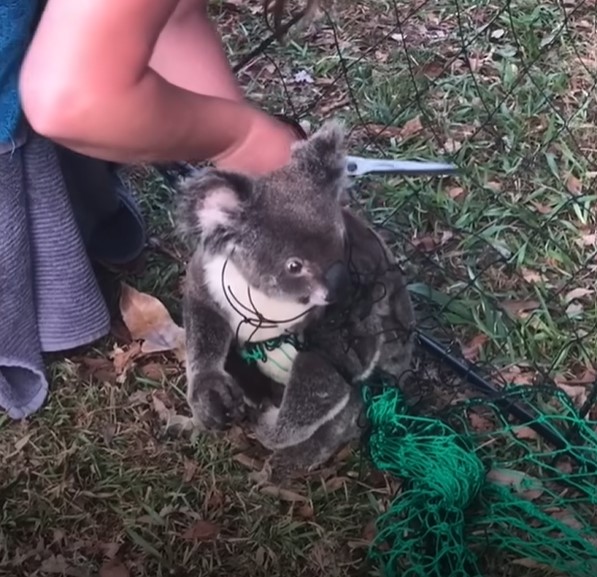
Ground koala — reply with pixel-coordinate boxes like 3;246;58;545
175;120;415;484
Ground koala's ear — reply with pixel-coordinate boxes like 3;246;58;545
175;168;252;245
290;119;348;191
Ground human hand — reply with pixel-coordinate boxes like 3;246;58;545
213;108;303;176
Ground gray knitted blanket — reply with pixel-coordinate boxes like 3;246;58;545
0;133;111;419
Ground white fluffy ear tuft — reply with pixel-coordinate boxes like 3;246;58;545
198;187;240;233
175;169;252;246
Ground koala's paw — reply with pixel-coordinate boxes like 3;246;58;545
188;370;246;430
252;406;282;450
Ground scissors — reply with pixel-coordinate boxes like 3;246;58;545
345;155;458;178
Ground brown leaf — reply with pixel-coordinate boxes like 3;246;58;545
511;426;539;441
110;341;143;384
555;383;588;407
205;489;225;511
443;138;462;153
401;116;423;139
565;302;583;317
564;287;593;303
485;181;502;192
99;560;130;577
363;123;404;139
324;476;349;492
468;411;494;432
494;365;536;386
78;357;116;383
531;201;553;215
447;186;465;200
296;503;315;520
182;520;220;542
232;453;263;471
565;174;582;196
411;234;436;252
461;334;489;362
487;468;544;500
578;233;596;246
500;299;540;319
138;362;169;381
119;283;186;360
362;520;377;543
549;508;584;530
259;486;308;502
520;268;546;284
182;459;199;483
150;390;192;430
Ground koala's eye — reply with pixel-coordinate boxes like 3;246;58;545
285;258;304;275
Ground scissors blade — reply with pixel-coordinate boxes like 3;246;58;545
346;155;458;177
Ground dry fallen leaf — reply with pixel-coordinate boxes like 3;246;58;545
362;520;377;543
468;411;494;432
486;468;544;500
182;520;220;542
564;287;593;303
447;186;465;200
259;485;308;502
232;453;263;471
548;508;584;530
119;283;186;361
78;356;116;383
401;115;423;139
520;268;546;284
150;390;193;431
511;425;539;441
500;299;540;319
363;123;403;139
324;476;349;492
578;233;596;246
99;559;130;577
182;459;199;483
110;341;143;384
461;333;489;362
565;174;582;196
443;138;462;153
296;503;315;520
565;302;584;317
556;383;588;407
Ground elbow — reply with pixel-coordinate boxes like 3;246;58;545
19;66;101;143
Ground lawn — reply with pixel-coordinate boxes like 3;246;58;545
2;0;597;576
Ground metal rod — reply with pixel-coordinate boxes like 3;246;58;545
416;331;573;451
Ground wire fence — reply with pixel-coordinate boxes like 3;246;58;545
214;0;597;426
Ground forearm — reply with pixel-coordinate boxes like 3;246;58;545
18;0;252;164
23;67;260;164
150;0;244;101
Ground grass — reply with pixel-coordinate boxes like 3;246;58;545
2;0;597;575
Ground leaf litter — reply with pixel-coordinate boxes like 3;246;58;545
118;282;186;362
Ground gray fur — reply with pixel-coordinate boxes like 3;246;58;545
175;120;415;484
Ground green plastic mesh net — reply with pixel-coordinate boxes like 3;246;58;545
361;380;597;577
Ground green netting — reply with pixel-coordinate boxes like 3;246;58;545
362;381;597;577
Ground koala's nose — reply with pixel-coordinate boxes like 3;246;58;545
323;261;350;303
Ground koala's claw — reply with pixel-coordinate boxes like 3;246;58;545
188;371;245;430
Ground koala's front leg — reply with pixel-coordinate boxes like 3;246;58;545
183;292;245;430
254;387;363;486
253;351;353;451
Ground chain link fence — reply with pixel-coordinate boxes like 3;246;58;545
217;0;597;421
209;3;597;572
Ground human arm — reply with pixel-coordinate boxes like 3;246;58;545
19;0;295;173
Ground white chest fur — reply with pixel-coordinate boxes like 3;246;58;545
203;256;310;384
